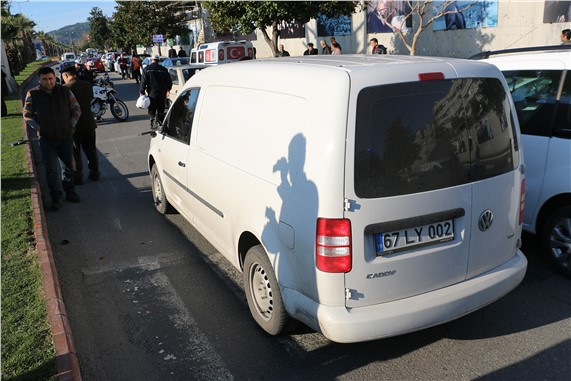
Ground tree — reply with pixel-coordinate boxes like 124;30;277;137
110;0;190;55
88;7;112;50
378;0;478;55
203;1;358;57
1;1;37;75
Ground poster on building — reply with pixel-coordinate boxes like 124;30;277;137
543;0;571;23
278;20;306;39
316;14;352;37
366;1;412;34
433;0;498;31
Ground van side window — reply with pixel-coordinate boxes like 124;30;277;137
502;70;564;137
164;88;200;144
355;78;516;198
169;69;178;86
555;71;571;138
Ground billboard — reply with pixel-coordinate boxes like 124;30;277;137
433;0;498;31
316;13;352;37
366;0;412;34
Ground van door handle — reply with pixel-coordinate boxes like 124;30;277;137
178;161;186;167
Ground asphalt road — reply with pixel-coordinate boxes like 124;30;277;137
34;71;571;381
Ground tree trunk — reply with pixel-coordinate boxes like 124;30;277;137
260;20;280;57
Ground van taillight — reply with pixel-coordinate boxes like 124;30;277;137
316;218;352;273
248;48;254;57
519;178;525;225
219;49;224;61
418;72;444;81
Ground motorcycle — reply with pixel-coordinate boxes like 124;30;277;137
91;74;129;122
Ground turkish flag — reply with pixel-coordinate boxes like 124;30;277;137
227;46;245;60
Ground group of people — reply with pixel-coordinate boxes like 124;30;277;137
21;53;174;211
167;46;188;58
277;36;387;56
23;65;100;210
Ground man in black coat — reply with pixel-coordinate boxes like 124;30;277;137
61;66;100;184
140;55;172;128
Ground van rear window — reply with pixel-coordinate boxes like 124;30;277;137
355;78;518;198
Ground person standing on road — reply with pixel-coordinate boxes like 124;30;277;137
369;38;387;54
140;54;172;128
303;43;318;55
177;47;187;57
118;54;129;80
61;66;100;184
561;29;571;44
75;59;94;84
23;66;81;210
168;46;177;58
131;55;141;84
320;39;332;55
277;44;290;57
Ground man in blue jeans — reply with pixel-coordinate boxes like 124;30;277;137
23;66;82;210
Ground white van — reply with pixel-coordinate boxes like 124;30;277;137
190;40;254;65
61;52;76;61
480;45;571;277
147;55;527;343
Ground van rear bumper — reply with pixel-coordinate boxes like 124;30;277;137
286;250;527;343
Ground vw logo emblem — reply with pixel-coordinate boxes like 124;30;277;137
478;210;494;231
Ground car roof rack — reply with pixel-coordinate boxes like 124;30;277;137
468;44;571;60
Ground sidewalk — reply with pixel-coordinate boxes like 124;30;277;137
20;62;82;381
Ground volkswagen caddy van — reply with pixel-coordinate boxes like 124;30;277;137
479;45;571;277
147;55;527;343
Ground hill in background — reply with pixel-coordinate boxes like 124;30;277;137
47;22;90;46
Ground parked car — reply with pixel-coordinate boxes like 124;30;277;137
148;55;527;343
61;52;76;61
167;64;208;101
141;56;168;70
162;57;191;67
85;58;105;73
479;45;571;277
59;60;75;72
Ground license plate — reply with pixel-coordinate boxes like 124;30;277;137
375;219;455;256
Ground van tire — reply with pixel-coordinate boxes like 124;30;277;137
243;245;289;335
151;164;173;214
541;206;571;278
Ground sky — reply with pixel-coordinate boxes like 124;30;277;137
13;0;118;33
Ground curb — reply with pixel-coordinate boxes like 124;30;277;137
21;64;82;381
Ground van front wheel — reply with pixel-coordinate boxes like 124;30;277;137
542;206;571;278
151;164;172;214
243;245;289;335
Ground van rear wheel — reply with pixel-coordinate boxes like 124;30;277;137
151;164;173;214
243;245;290;335
542;206;571;278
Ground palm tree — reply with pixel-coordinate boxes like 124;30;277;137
1;9;37;74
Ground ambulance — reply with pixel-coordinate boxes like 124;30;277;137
190;40;254;65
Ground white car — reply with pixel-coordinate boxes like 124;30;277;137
148;55;527;343
167;64;208;101
481;45;571;277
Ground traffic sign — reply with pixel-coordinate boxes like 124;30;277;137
153;34;163;43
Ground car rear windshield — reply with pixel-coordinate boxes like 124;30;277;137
355;78;519;198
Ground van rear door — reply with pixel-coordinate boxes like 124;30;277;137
343;76;520;308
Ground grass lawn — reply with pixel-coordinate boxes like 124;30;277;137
1;60;57;380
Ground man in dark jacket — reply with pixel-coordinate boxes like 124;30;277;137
303;43;318;55
140;54;172;128
23;67;81;210
61;66;100;184
168;46;177;58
